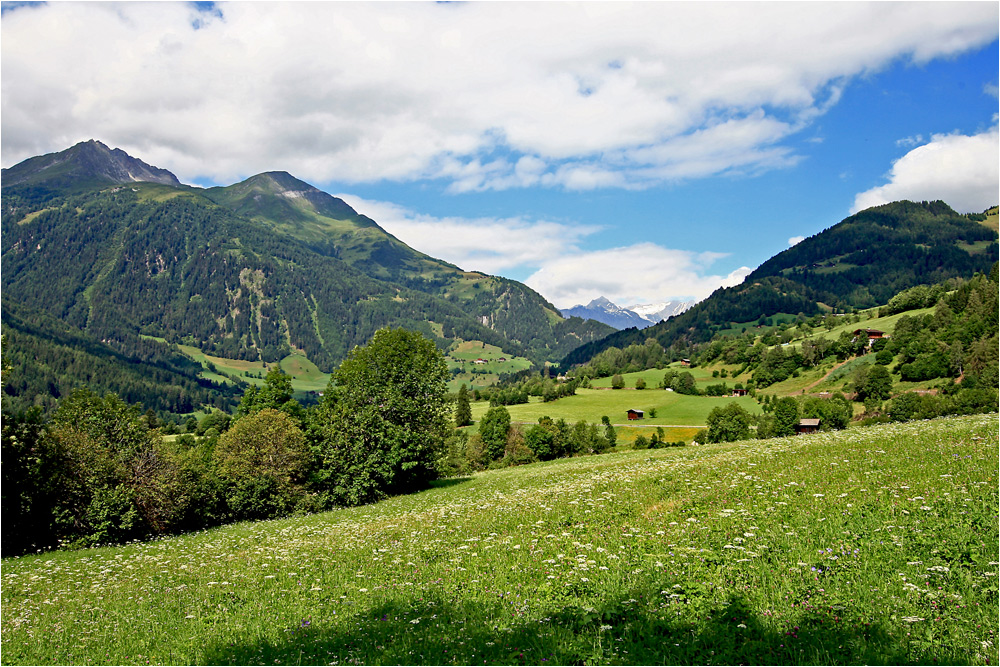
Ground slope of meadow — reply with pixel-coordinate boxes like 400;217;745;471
2;414;996;666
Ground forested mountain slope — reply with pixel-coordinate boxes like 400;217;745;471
1;298;242;415
562;201;998;367
202;171;612;358
1;142;612;400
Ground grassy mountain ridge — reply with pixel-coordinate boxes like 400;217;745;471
562;200;998;368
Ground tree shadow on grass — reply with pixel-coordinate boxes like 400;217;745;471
428;476;474;491
200;589;963;666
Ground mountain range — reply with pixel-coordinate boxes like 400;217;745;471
560;297;696;330
1;140;613;414
3;141;996;416
562;200;998;367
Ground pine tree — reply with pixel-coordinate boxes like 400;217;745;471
455;383;473;427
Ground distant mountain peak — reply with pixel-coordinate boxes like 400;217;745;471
1;140;182;190
562;296;695;330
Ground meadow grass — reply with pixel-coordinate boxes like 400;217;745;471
2;414;996;665
470;389;762;427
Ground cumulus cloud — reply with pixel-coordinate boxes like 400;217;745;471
2;2;997;190
524;244;752;309
852;126;1000;214
339;195;750;307
337;195;601;277
788;236;806;246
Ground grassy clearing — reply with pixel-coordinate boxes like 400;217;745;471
470;389;762;427
2;414;995;665
173;345;330;393
445;341;533;392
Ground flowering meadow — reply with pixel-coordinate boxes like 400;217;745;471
2;413;997;666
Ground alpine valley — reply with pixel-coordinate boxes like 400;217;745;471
1;141;613;415
2;141;997;420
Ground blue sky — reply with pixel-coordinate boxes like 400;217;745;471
2;2;997;308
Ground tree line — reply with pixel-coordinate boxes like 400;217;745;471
1;329;452;556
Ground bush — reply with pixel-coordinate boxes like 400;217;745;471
214;409;310;521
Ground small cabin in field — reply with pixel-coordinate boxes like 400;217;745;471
732;388;748;397
680;359;691;367
627;409;644;421
795;418;821;434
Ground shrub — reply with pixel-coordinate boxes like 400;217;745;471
214;409;310;521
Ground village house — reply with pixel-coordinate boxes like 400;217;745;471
852;329;886;348
627;409;644;421
732;388;748;397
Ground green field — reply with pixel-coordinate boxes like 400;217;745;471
2;414;995;665
174;344;330;394
470;388;762;427
445;341;534;392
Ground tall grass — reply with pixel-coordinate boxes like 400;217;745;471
2;414;996;665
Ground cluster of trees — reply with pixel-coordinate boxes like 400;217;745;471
567;338;673;380
440;408;617;474
2;328;451;556
701;392;853;444
475;374;580;407
633;426;685;449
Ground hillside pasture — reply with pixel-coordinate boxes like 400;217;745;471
175;344;330;393
2;414;995;665
445;341;532;392
470;388;762;427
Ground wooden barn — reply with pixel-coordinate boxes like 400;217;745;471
627;409;645;421
795;418;821;434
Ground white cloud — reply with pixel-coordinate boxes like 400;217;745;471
524;244;752;309
336;195;601;277
2;2;996;189
340;195;751;307
788;236;806;246
852;126;1000;214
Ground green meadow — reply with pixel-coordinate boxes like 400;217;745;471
2;414;995;666
471;388;762;427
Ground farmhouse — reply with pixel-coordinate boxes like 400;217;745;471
732;388;748;397
852;329;886;348
627;409;644;420
796;418;821;434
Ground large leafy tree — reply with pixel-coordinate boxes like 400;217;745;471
317;328;450;505
705;402;751;443
772;397;801;437
478;406;512;462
